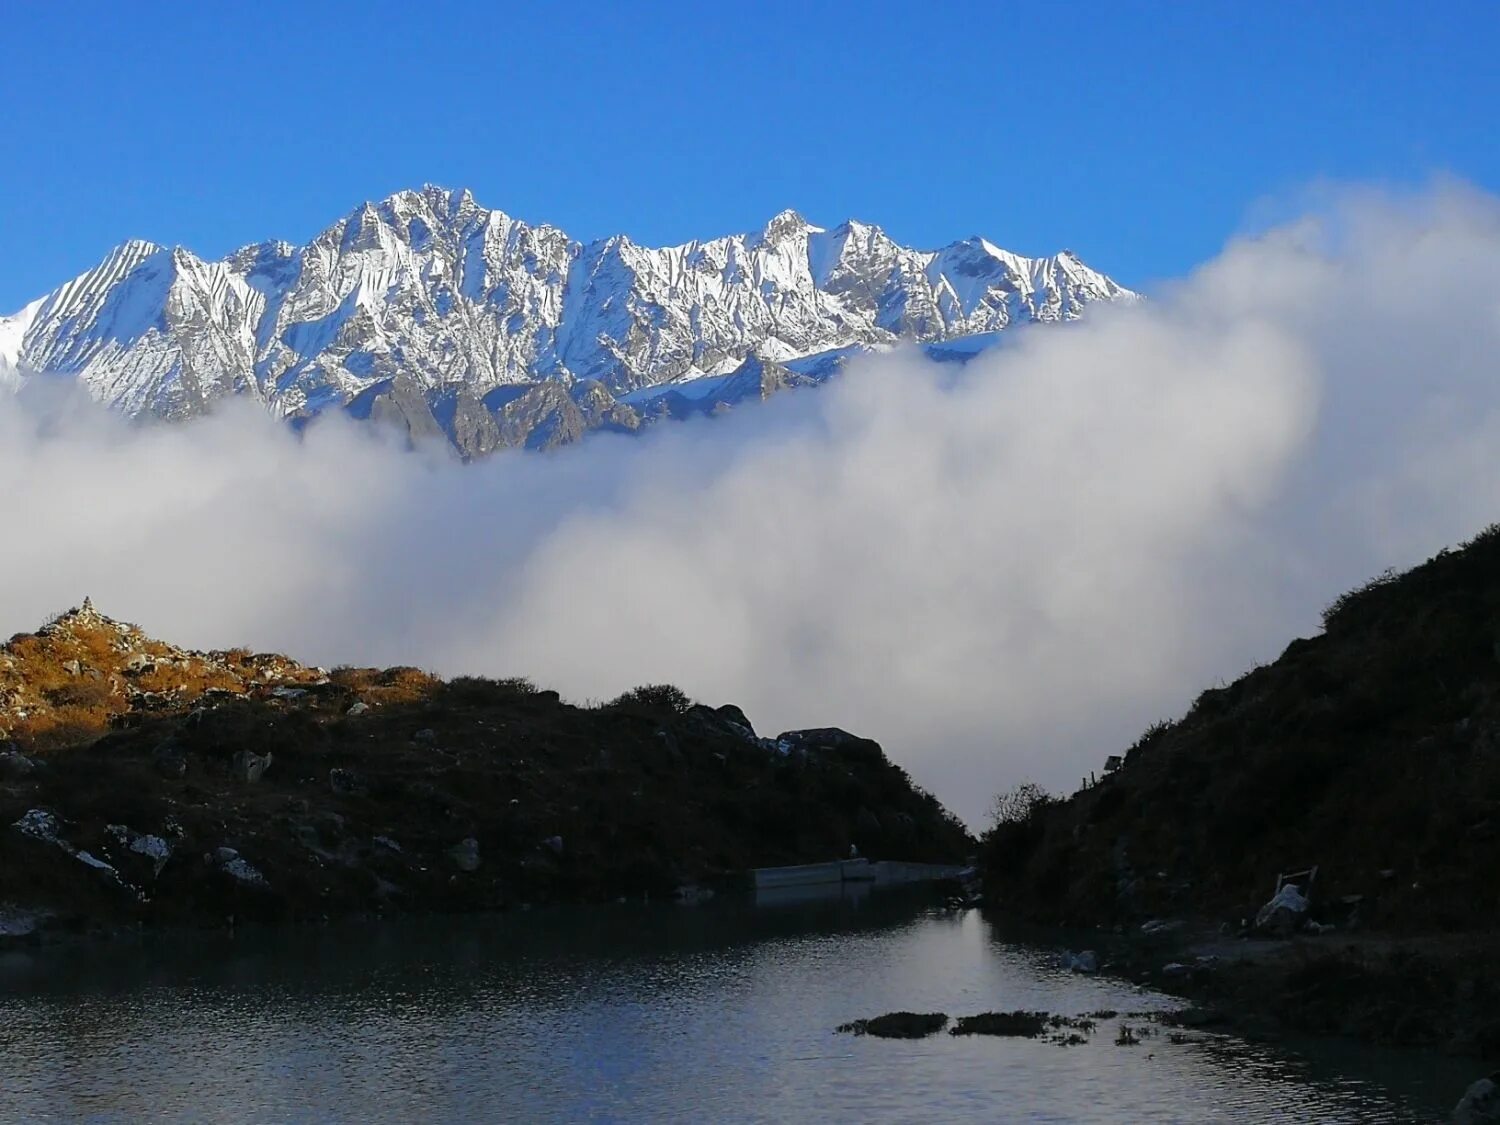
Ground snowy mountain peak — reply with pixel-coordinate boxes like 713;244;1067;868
2;187;1137;453
759;208;823;243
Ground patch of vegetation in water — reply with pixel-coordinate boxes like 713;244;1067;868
836;1011;949;1039
949;1011;1050;1038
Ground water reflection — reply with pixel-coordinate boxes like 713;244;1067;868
0;892;1467;1122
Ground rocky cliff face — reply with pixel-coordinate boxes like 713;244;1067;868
0;188;1136;455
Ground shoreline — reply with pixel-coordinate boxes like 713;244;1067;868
1027;913;1500;1063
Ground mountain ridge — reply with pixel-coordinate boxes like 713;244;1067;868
0;187;1137;455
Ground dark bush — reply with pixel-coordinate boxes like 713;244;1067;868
608;684;692;714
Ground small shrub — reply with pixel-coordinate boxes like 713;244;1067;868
1321;567;1401;631
988;782;1053;829
950;1011;1048;1038
608;684;692;714
442;675;539;706
45;677;114;709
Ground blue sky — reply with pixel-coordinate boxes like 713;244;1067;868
2;0;1496;311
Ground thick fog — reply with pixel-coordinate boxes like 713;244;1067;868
5;184;1500;825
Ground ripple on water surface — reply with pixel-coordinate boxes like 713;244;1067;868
0;894;1469;1122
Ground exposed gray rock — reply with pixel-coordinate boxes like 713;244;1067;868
1255;884;1309;937
214;847;268;888
107;824;172;877
346;701;370;717
231;750;272;784
1067;950;1099;974
448;837;481;872
13;808;61;843
1454;1075;1500;1124
0;750;37;779
1140;918;1184;936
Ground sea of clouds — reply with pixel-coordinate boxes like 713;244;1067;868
5;183;1500;825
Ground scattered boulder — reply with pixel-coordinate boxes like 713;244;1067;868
1066;950;1099;974
448;837;481;873
346;701;370;717
13;808;62;844
1255;883;1310;936
542;835;564;855
214;847;268;888
1140;918;1184;936
269;686;307;701
1453;1075;1500;1125
0;749;37;779
413;728;437;745
107;825;172;877
231;750;272;784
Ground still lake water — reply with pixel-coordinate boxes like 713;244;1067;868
0;887;1470;1123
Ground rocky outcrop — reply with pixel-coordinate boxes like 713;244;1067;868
0;598;326;750
1454;1075;1500;1124
0;604;972;940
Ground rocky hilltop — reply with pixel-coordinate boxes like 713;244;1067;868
0;188;1135;455
0;603;970;940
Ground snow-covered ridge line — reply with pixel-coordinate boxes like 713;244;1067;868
1;185;1138;455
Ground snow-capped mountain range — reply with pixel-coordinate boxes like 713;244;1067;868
0;186;1137;455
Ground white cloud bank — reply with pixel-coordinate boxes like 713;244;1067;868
5;183;1500;824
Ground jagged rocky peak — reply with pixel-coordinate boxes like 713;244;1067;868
759;208;822;243
0;188;1138;456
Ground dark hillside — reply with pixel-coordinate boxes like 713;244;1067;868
984;524;1500;934
0;604;970;938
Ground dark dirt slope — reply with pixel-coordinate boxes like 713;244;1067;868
0;604;970;939
984;524;1500;934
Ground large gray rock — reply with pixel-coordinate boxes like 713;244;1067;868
1255;883;1309;937
775;728;886;763
1452;1080;1500;1122
231;750;272;784
1454;1075;1500;1124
